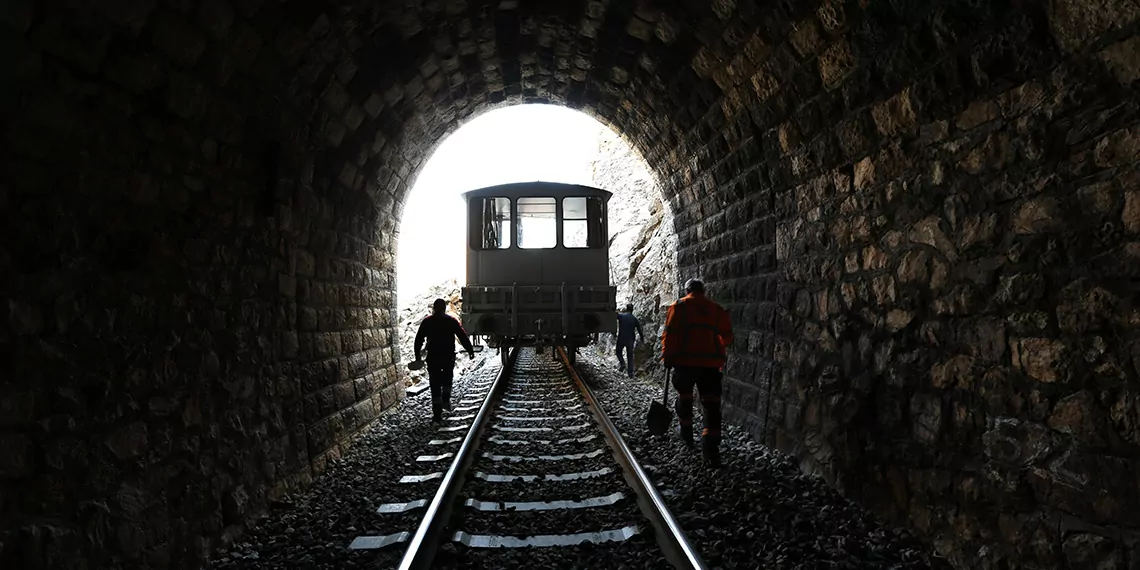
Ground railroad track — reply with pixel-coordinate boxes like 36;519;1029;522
349;346;706;568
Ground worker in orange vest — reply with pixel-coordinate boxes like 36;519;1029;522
662;278;734;467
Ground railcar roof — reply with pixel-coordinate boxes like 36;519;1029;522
460;181;612;200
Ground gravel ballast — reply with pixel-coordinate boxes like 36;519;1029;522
207;346;951;569
205;356;501;570
445;349;655;568
435;533;669;569
576;348;952;570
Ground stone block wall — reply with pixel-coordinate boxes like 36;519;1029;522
1;2;407;567
659;1;1140;567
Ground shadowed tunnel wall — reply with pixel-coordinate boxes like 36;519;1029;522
2;0;1139;568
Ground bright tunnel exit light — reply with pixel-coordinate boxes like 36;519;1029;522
396;104;611;298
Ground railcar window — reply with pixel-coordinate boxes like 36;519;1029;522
516;197;557;249
470;196;511;249
562;196;605;249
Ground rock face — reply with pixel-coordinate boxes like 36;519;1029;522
4;1;1140;569
589;129;678;374
396;278;485;384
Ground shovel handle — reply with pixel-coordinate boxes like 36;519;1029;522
662;367;670;407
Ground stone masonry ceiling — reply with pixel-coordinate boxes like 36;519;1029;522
3;0;1140;568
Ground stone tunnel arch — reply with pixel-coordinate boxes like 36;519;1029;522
3;0;1140;568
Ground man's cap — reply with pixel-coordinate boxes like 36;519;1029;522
684;279;705;293
433;298;447;311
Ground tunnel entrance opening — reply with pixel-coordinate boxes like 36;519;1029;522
393;104;677;387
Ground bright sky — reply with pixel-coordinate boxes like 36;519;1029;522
396;105;609;297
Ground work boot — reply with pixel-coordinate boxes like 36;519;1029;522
702;438;721;468
677;426;695;448
432;414;443;424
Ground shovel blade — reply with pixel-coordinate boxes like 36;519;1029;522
647;401;671;435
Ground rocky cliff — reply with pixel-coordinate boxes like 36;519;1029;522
396;279;486;386
590;130;678;374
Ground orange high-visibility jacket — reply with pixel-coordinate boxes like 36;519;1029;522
661;293;734;369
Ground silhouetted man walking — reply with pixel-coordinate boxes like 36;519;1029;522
415;299;475;423
615;303;644;378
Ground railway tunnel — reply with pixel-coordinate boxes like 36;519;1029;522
3;0;1139;568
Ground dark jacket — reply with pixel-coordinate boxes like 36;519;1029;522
616;312;643;344
415;313;474;363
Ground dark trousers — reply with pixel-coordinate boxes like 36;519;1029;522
671;366;722;444
615;341;634;378
427;359;455;419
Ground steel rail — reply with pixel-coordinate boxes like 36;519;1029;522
396;347;517;570
556;346;708;570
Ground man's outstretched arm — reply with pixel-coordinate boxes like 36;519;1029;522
414;320;427;361
454;319;475;357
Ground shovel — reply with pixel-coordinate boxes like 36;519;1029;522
647;368;672;435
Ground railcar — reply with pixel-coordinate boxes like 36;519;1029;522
460;182;617;365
